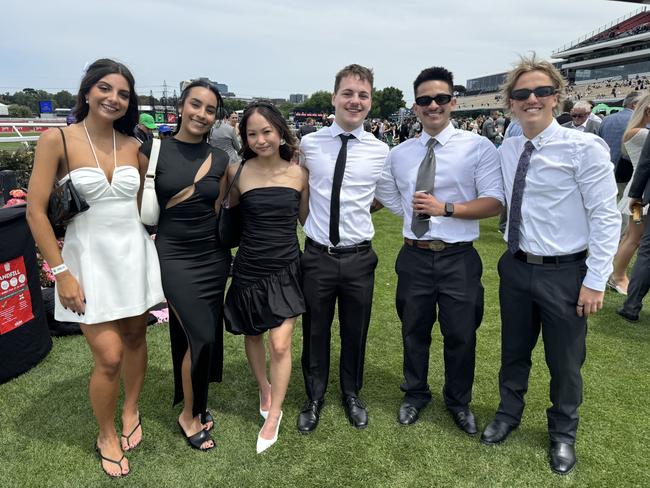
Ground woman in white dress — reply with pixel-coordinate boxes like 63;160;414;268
609;93;650;295
26;59;164;478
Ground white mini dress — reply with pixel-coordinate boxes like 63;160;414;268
54;163;164;324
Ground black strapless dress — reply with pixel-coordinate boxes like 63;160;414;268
224;187;305;335
141;138;230;418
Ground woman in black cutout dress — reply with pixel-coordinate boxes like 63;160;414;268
223;101;308;453
138;80;229;451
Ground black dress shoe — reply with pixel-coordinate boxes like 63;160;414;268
296;399;324;434
342;396;368;429
451;409;477;436
616;307;639;323
549;441;576;475
398;402;421;425
480;418;517;445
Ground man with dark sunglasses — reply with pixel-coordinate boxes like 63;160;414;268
562;100;601;135
480;56;620;476
375;66;503;435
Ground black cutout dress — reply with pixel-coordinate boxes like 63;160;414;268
140;138;230;417
224;186;305;335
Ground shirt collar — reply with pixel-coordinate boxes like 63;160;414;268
329;121;366;140
527;118;561;150
419;122;455;147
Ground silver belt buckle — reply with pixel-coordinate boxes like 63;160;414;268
428;240;446;252
526;253;544;265
327;245;335;255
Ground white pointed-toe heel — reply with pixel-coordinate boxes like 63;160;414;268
259;390;269;420
256;411;282;454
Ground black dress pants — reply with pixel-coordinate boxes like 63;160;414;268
300;243;378;400
396;244;484;412
496;251;587;444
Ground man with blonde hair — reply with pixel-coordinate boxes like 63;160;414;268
480;55;620;475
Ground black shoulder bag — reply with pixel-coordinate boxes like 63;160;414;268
216;161;245;249
47;128;90;238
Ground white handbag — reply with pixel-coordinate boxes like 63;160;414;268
140;138;161;226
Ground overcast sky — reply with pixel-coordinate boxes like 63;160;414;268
0;0;642;103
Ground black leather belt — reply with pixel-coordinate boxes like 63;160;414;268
514;249;587;265
305;237;371;255
404;238;472;252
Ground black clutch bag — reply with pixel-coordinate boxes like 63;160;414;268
47;128;90;238
216;161;244;249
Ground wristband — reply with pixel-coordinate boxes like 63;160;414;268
51;264;68;276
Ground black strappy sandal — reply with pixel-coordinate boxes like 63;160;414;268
121;416;142;451
95;445;129;478
177;421;215;451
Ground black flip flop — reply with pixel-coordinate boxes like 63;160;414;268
121;416;142;451
95;444;129;478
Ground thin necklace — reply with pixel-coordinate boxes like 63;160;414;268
82;120;117;170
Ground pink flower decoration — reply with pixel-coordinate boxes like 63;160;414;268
2;198;26;208
10;189;27;198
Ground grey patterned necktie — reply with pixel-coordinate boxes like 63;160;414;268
411;137;437;238
507;141;535;254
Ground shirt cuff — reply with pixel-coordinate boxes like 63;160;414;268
582;271;606;292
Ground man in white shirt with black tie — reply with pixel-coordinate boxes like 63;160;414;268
480;56;620;476
297;64;389;434
375;67;503;436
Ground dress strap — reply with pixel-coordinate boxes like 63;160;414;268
83;120;117;168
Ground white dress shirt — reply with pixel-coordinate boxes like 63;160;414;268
375;123;504;243
300;121;389;246
499;119;621;291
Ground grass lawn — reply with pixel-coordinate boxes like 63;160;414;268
1;212;648;487
0;131;39;151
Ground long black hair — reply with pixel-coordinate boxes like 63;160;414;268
173;79;224;141
72;58;138;136
239;101;297;162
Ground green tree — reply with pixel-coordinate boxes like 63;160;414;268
53;90;76;109
300;91;332;113
277;101;296;119
8;104;32;117
223;99;248;113
375;86;405;119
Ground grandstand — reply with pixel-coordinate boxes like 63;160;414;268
455;7;650;113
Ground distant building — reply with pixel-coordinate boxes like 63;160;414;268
551;7;650;84
289;93;308;104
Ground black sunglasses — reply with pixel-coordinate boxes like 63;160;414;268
510;86;557;101
571;113;588;118
415;94;453;107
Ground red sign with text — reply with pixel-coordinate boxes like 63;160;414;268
0;256;34;335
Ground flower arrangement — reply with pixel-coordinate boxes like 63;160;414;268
2;189;27;208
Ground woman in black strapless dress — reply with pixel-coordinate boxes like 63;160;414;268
139;80;229;451
223;101;308;453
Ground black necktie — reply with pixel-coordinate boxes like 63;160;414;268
329;134;355;246
507;141;535;254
